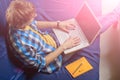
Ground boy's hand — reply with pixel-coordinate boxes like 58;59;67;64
62;36;80;50
57;20;76;33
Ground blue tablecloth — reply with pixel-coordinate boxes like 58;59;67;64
0;36;25;80
0;0;102;80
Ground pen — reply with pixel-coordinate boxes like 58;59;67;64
72;62;83;75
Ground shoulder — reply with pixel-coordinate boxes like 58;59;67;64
9;27;29;42
30;20;39;30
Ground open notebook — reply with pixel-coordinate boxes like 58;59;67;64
53;2;101;54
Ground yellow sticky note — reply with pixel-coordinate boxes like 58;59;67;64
65;57;93;78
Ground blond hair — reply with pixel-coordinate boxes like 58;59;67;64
6;0;36;28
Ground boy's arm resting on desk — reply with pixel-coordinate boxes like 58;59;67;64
46;36;80;65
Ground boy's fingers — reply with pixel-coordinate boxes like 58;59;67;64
67;24;76;30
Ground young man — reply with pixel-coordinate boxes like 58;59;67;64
6;0;80;74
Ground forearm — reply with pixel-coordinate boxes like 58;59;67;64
45;36;80;65
36;21;58;29
45;45;65;65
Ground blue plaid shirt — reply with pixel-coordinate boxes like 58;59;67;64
9;20;62;73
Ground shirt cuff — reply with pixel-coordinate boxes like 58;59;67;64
38;57;46;72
